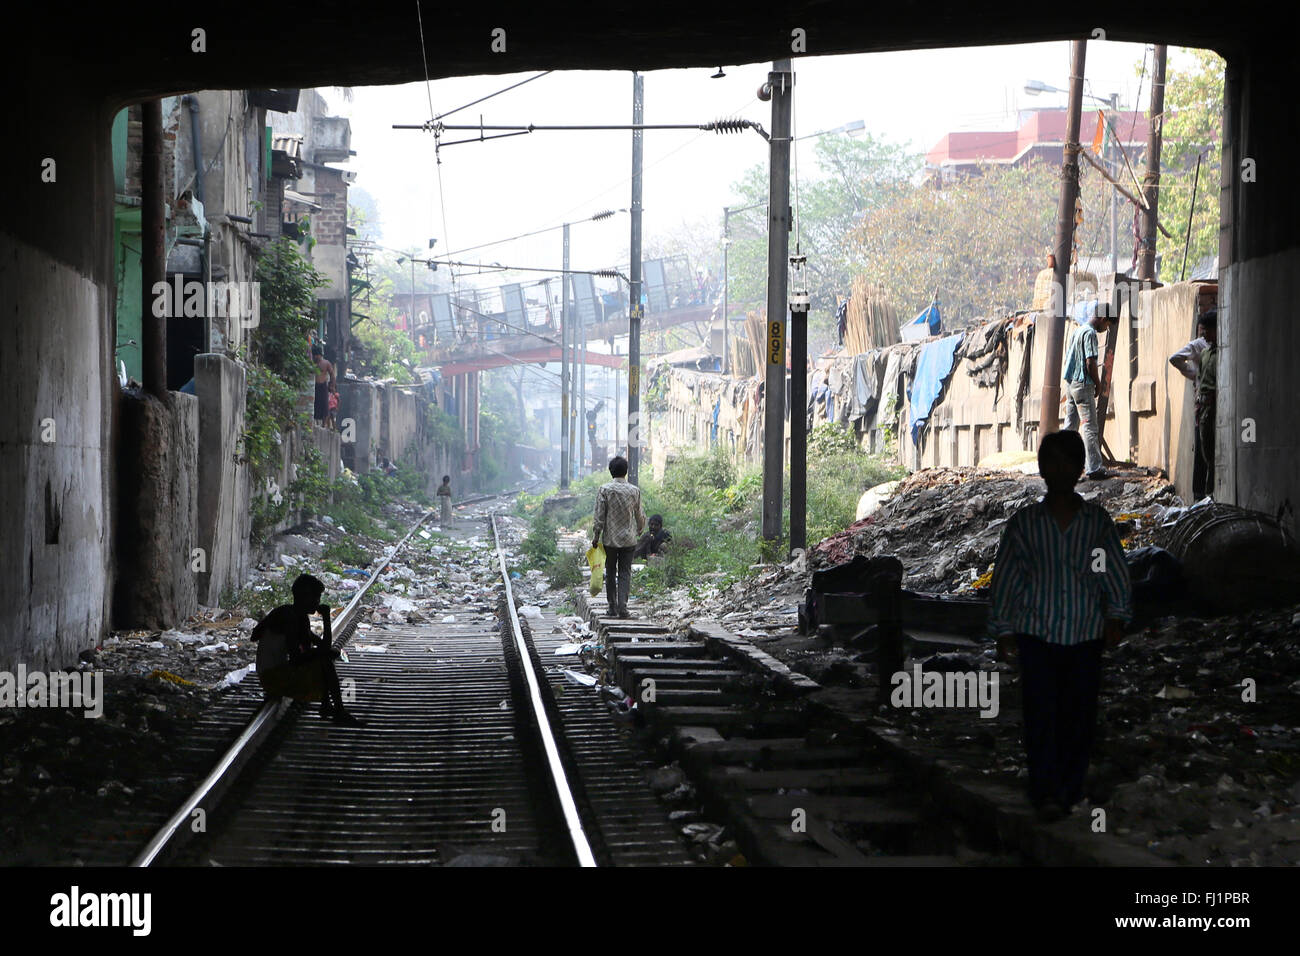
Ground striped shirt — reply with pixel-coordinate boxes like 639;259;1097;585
592;477;646;549
987;497;1133;645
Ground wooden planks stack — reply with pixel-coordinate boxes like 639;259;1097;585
846;277;900;355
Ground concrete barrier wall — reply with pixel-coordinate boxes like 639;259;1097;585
382;386;421;462
112;390;199;629
0;231;112;673
338;380;381;475
649;283;1208;494
194;354;252;606
312;424;341;483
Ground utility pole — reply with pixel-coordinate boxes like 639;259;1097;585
627;71;644;484
789;257;809;555
560;223;570;489
722;206;730;375
1037;39;1087;440
1108;93;1119;276
579;289;588;474
761;59;794;544
1137;45;1167;282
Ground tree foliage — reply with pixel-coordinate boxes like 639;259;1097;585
851;162;1060;324
253;237;328;385
1157;48;1224;276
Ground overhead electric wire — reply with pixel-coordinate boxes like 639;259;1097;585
434;72;553;123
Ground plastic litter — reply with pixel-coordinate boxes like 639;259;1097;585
354;644;388;653
562;669;598;687
213;666;252;690
586;542;606;596
554;643;583;656
195;642;229;655
519;605;543;621
441;615;456;623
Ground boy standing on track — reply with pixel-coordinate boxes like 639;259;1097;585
252;573;361;725
591;455;646;619
988;430;1131;820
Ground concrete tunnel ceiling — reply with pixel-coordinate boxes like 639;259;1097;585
46;2;1244;101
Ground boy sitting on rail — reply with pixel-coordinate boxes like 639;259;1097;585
252;574;361;725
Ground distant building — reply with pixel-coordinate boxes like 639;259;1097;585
924;107;1151;185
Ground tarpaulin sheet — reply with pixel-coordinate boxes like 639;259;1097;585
909;333;963;445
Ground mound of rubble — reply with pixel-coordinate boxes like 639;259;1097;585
814;464;1179;591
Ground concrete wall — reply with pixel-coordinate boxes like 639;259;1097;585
313;424;342;483
113;391;199;628
338;379;381;474
194;353;252;605
0;228;113;673
649;284;1209;498
382;386;422;463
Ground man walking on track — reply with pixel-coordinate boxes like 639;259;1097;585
437;475;453;527
591;455;646;619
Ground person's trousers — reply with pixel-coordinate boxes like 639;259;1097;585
1063;381;1103;474
1194;398;1215;499
604;545;634;613
1016;636;1104;808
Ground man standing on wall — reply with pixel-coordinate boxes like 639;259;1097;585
591;455;646;619
1169;309;1217;499
312;346;337;429
1061;309;1114;481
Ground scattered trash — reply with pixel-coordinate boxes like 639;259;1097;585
213;666;252;690
354;644;388;653
441;615;456;623
1156;685;1195;700
519;605;543;621
195;642;229;655
148;669;196;686
561;669;598;687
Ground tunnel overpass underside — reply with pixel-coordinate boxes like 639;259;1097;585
3;3;1294;670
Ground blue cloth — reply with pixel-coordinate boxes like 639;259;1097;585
908;333;962;444
1072;300;1099;324
1063;324;1098;384
908;303;942;335
711;399;720;442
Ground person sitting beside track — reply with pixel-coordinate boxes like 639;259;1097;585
633;514;671;559
252;573;361;725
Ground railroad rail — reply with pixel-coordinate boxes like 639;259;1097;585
132;489;688;867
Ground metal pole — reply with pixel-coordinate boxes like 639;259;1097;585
574;277;585;476
560;224;570;489
762;60;793;543
142;98;167;398
1037;40;1087;440
1137;45;1167;282
1108;95;1118;276
789;298;808;554
722;207;730;375
627;71;644;484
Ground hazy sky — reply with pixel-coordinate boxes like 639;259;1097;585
330;40;1185;287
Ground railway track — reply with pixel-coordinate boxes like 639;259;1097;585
573;589;1025;866
132;490;690;867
